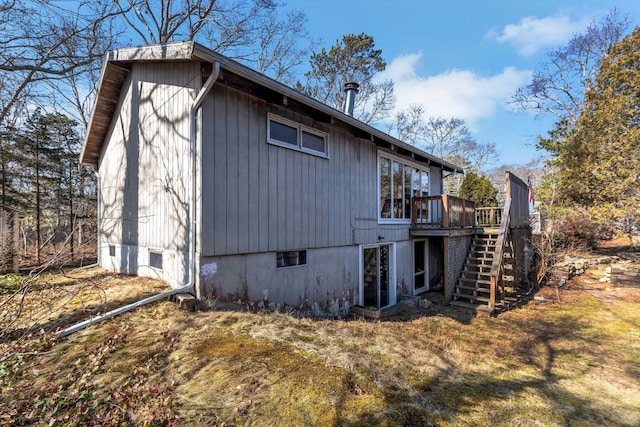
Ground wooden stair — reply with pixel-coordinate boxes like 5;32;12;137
450;231;519;313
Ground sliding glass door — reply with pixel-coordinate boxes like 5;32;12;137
361;243;395;309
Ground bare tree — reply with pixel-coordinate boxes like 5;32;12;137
113;0;315;84
511;9;629;125
0;0;118;130
113;0;218;43
388;104;427;147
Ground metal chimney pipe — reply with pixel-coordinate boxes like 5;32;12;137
343;82;360;116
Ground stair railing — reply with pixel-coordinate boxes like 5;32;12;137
489;197;511;311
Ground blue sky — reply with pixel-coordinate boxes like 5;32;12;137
285;0;640;168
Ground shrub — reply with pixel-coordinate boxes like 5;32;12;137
552;211;604;250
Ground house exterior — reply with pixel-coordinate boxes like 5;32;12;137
80;41;481;315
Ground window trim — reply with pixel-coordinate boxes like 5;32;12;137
276;249;308;269
267;113;329;158
377;151;430;224
149;249;163;270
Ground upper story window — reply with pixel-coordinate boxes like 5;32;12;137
268;113;328;157
379;152;429;222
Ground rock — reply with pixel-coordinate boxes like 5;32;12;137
419;299;432;309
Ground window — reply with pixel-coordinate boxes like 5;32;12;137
378;153;429;222
109;244;115;257
149;250;163;270
276;250;307;268
268;114;328;157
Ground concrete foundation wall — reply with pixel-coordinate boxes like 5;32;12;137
199;242;418;315
99;243;188;288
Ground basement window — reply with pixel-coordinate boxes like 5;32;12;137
276;250;307;268
149;250;163;270
268;114;328;157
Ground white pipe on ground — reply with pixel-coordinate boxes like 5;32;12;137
55;285;191;338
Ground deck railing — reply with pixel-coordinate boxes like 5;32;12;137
475;207;502;227
489;197;511;311
411;195;476;228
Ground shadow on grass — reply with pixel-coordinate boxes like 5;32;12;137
350;308;638;426
1;286;172;343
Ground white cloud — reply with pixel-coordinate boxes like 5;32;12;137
378;53;531;130
487;15;590;56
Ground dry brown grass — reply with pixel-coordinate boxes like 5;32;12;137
1;263;640;426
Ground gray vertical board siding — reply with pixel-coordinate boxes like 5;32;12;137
247;97;260;253
267;138;279;252
97;62;198;285
212;84;227;255
225;88;239;254
293;146;303;248
200;85;423;256
237;92;250;253
284;148;294;249
307;152;316;248
255;100;270;253
134;62;197;251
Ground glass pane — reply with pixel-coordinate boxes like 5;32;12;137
414;241;426;291
270;120;297;145
413;169;421;197
421;171;429;196
392;161;403;218
276;250;307;268
414;241;425;272
404;165;412;219
379;245;389;308
363;248;378;308
301;130;325;153
380;158;391;218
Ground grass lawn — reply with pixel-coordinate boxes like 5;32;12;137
1;258;639;426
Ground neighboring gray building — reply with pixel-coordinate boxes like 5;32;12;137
80;41;478;315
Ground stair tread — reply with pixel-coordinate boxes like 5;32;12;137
449;300;493;312
459;277;492;285
461;272;491;278
456;285;491;293
453;293;491;302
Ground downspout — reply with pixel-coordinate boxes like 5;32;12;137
188;61;220;298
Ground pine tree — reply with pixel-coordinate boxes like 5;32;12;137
459;172;498;207
303;33;395;124
561;27;640;221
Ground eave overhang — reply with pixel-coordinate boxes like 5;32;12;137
80;41;463;174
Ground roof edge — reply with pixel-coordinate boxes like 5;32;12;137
190;42;463;173
80;41;464;173
108;41;196;62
